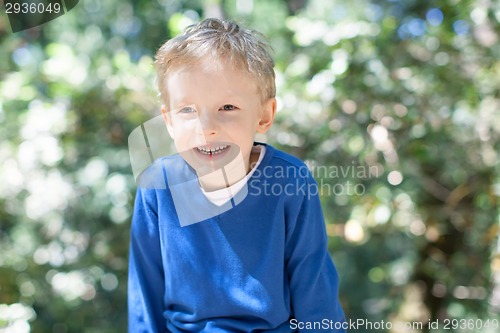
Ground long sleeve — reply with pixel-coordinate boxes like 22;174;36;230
285;174;346;333
128;187;166;332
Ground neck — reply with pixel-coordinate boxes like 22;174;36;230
197;151;249;192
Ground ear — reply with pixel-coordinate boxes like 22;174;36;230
161;105;175;138
256;97;276;134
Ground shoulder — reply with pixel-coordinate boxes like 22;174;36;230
136;154;190;190
134;154;190;210
259;144;313;181
270;146;308;169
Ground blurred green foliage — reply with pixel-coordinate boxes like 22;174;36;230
0;0;499;332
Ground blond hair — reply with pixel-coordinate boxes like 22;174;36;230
155;18;275;104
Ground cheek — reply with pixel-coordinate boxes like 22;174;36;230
227;115;258;128
171;118;208;150
172;118;201;134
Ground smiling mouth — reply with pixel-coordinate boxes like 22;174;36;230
195;144;230;156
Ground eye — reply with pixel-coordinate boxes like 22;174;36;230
178;106;196;114
220;104;237;111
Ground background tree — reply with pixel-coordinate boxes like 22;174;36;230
0;0;498;332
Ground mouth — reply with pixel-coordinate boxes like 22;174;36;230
194;144;231;156
185;143;241;175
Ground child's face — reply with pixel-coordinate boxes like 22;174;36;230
162;60;275;181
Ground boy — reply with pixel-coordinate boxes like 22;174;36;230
128;18;346;332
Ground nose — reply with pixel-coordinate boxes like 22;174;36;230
199;111;218;136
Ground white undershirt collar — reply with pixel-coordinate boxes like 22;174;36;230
201;144;266;206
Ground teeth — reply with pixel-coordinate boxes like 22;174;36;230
196;145;229;155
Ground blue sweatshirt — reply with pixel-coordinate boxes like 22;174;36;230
128;143;346;332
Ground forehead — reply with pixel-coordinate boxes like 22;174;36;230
165;60;259;103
